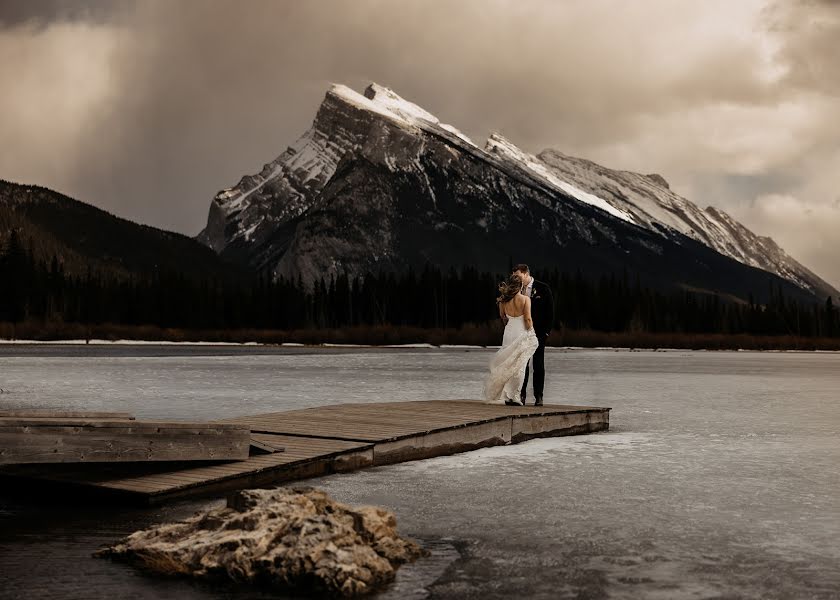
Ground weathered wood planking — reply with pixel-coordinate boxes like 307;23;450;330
225;400;608;443
0;418;251;464
1;434;371;501
0;410;135;420
248;437;286;454
0;400;610;503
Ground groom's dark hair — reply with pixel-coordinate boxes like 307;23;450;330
513;263;530;274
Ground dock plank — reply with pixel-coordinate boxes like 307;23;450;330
0;410;135;420
0;419;251;464
230;401;604;443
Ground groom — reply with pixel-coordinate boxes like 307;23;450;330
512;264;554;406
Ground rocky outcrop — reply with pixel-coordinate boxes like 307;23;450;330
96;487;426;597
645;173;670;189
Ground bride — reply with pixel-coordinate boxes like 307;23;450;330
483;273;539;405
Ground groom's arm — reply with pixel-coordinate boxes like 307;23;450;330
543;283;555;336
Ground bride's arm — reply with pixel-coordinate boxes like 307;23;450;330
523;296;534;331
498;301;508;325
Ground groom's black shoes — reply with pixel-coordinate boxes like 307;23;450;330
520;391;527;404
534;396;544;407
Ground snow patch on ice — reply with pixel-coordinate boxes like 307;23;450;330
439;344;486;349
383;343;437;349
395;432;650;474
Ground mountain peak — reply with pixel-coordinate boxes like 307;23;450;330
363;83;439;124
329;82;476;147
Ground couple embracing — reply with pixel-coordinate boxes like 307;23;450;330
483;264;555;406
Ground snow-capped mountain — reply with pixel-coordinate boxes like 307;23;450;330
531;149;833;298
198;83;838;303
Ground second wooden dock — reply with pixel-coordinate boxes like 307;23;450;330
0;400;610;504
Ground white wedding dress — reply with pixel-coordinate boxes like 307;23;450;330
483;313;539;404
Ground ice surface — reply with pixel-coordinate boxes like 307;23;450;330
3;347;839;599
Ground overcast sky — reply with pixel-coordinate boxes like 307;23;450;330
1;0;838;286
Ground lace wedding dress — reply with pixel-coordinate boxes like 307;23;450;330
483;314;539;404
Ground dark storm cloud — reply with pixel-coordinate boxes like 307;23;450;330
0;0;125;27
0;0;839;285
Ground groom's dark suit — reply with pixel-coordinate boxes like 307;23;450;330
521;278;555;405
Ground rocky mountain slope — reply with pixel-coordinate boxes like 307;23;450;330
532;149;832;298
198;84;838;303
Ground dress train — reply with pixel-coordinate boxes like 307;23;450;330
482;315;539;404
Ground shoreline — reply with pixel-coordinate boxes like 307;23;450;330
3;322;840;351
1;338;839;353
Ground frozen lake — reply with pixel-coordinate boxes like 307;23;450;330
1;345;839;599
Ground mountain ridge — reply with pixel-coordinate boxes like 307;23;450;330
196;83;838;303
0;179;244;281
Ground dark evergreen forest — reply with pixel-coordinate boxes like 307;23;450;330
3;230;838;344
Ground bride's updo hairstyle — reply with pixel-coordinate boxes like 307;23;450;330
497;274;523;304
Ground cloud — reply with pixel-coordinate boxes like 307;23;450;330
731;190;840;292
0;0;126;28
769;0;840;95
0;20;119;188
0;0;837;287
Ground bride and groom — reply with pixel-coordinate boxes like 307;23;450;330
483;264;555;406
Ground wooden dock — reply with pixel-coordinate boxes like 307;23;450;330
0;411;251;464
0;400;610;504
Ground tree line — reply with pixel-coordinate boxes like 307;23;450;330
2;230;838;339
